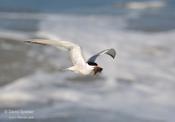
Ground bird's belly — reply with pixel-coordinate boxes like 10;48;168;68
78;67;93;75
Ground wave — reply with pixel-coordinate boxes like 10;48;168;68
114;0;166;10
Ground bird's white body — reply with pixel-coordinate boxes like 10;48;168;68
67;64;94;75
26;38;116;75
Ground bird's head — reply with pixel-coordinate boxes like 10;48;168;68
93;66;103;75
88;62;103;75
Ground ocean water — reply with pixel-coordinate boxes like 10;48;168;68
0;0;175;122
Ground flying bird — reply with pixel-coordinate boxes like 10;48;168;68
26;39;116;75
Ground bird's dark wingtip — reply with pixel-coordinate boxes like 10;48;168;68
109;48;116;59
25;40;32;43
25;39;34;43
24;40;47;46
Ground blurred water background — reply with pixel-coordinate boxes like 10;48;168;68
0;0;175;122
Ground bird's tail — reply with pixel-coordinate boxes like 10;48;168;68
65;66;79;74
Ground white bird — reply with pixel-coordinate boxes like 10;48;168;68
26;39;116;75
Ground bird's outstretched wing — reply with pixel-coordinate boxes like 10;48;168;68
26;39;86;66
87;48;116;64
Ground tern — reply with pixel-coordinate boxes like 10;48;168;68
26;39;116;75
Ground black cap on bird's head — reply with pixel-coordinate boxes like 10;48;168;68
87;62;103;75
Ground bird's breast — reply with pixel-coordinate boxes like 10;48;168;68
77;64;94;75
